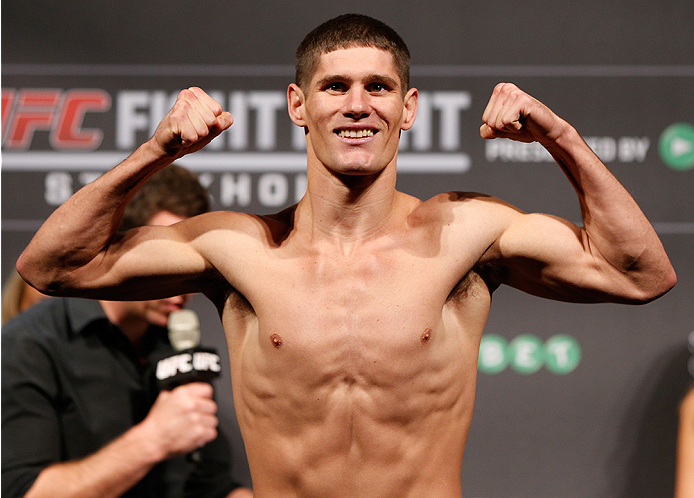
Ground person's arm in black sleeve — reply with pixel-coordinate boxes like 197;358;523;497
2;323;222;498
2;328;63;498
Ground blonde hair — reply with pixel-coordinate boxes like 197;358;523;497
2;269;47;325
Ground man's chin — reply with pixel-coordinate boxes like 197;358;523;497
329;158;390;177
148;313;171;328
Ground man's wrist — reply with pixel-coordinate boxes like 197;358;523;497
138;137;178;164
123;420;168;466
538;118;577;151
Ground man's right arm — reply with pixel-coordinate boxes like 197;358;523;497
22;383;219;498
16;88;233;300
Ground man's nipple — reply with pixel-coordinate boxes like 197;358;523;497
270;334;283;348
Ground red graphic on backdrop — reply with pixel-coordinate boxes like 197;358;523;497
1;88;111;150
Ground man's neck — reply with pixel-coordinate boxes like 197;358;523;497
298;161;401;243
98;301;149;352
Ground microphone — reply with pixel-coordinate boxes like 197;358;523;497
155;309;222;390
155;309;223;463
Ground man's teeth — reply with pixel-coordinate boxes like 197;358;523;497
338;129;374;138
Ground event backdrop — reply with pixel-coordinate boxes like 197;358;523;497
2;1;693;496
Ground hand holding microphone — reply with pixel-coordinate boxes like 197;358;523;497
141;310;223;459
141;382;219;458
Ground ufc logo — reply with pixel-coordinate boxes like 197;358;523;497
2;88;111;150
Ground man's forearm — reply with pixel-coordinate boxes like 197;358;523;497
17;87;232;297
16;140;172;295
23;422;165;498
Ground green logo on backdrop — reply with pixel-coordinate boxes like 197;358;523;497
478;333;582;375
544;335;582;374
659;123;694;171
477;335;510;374
509;334;544;374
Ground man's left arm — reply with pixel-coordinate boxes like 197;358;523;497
479;82;676;303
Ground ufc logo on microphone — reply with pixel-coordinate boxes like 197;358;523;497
156;353;194;381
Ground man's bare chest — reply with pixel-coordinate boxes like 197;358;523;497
228;243;487;361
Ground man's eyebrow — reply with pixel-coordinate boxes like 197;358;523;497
315;74;349;87
365;74;399;89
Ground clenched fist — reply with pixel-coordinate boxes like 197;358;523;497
151;87;233;158
480;82;569;146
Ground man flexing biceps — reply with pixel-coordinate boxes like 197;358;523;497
18;14;675;498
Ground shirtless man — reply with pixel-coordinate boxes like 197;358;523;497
17;13;676;498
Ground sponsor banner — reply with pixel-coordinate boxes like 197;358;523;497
2;69;692;222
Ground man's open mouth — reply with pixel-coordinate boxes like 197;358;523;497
336;129;377;139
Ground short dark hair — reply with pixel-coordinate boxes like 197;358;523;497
118;164;210;231
295;13;411;92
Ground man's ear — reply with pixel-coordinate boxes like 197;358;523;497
400;87;418;131
287;83;306;127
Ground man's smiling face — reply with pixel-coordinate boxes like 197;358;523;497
288;46;418;177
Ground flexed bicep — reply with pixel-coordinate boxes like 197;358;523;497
490;211;657;304
83;222;213;300
477;83;675;303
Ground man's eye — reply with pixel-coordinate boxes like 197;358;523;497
327;83;345;92
369;83;388;92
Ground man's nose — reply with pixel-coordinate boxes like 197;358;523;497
343;90;370;119
167;294;191;307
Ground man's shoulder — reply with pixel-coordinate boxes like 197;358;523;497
1;298;66;366
192;208;295;237
2;297;102;345
413;191;515;221
407;191;523;260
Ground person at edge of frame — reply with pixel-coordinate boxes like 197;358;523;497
3;165;254;498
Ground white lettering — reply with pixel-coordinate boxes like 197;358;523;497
177;353;193;373
618;137;650;162
294;174;307;203
116;91;150;149
155;357;175;380
546;341;571;368
480;341;505;366
515;343;537;369
258;173;289;206
155;353;193;380
220;173;252;206
228;92;249;150
196;173;215;190
485;140;553;162
192;352;221;372
432;92;471;150
249;92;286;150
585;137;616;162
44;172;73;205
113;89;472;155
485;136;646;164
